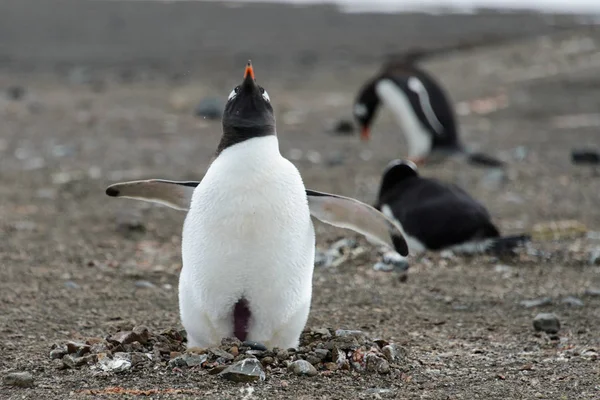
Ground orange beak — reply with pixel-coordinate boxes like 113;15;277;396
360;127;370;141
244;60;255;80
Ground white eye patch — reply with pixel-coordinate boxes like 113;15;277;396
262;90;270;102
354;103;368;118
228;88;238;101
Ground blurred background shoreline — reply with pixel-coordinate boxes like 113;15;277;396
1;0;598;80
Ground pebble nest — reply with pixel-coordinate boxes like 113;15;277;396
49;327;409;382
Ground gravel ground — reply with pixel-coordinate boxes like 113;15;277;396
1;3;600;399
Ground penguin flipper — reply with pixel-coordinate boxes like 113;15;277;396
105;179;200;211
306;189;409;256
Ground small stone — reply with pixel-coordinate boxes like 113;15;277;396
3;372;33;388
334;348;350;369
382;344;407;363
589;248;600;265
533;313;561;334
330;238;356;252
364;388;394;396
311;328;332;339
61;355;87;369
288;359;318;377
480;168;507;190
246;349;265;357
306;150;322;164
49;347;67;360
195;97;223;120
132;326;150;344
134;280;156;289
66;341;91;356
365;353;390;374
328;119;354;135
209;347;234;361
314;250;336;268
89;341;110;354
276;349;289;361
314;348;330;361
219;358;265;382
562;296;584;307
335;329;367;340
261;356;275;366
64;281;80;289
324;362;338;371
169;353;208;368
229;346;239;357
326;151;345;167
98;353;132;373
584;288;600;297
109;330;141;345
242;341;267;351
520;297;553;308
6;86;26;101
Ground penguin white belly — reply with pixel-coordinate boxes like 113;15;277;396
375;79;433;160
179;136;315;349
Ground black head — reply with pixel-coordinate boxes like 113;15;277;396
353;78;381;141
375;159;419;207
217;61;275;154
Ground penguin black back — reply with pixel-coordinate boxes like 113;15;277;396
375;159;500;251
218;61;275;155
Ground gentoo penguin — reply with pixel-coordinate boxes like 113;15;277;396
105;61;409;350
374;159;529;256
353;60;504;168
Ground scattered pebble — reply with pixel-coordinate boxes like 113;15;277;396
328;119;354;135
219;358;265;382
6;85;26;101
382;344;407;363
589;248;600;265
288;359;318;376
533;313;561;334
480;168;507;190
3;371;33;388
64;281;80;289
520;297;552;308
326;151;345;166
287;148;303;161
194;97;223;120
306;150;322;164
50;326;400;378
98;353;133;373
562;296;584;307
134;280;156;289
584;287;600;297
169;353;208;368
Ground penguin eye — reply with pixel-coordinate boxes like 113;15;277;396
228;86;240;101
260;87;270;103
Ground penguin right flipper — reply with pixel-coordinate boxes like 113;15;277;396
105;179;200;211
306;189;409;256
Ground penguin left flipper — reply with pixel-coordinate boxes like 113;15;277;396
306;189;409;256
105;179;200;211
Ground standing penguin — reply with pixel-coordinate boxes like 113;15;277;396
353;60;504;168
374;159;529;256
105;61;409;350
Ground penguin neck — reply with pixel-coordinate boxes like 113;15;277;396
375;78;432;159
217;125;276;156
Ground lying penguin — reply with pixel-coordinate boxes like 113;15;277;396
352;59;504;168
105;61;409;350
374;159;529;258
